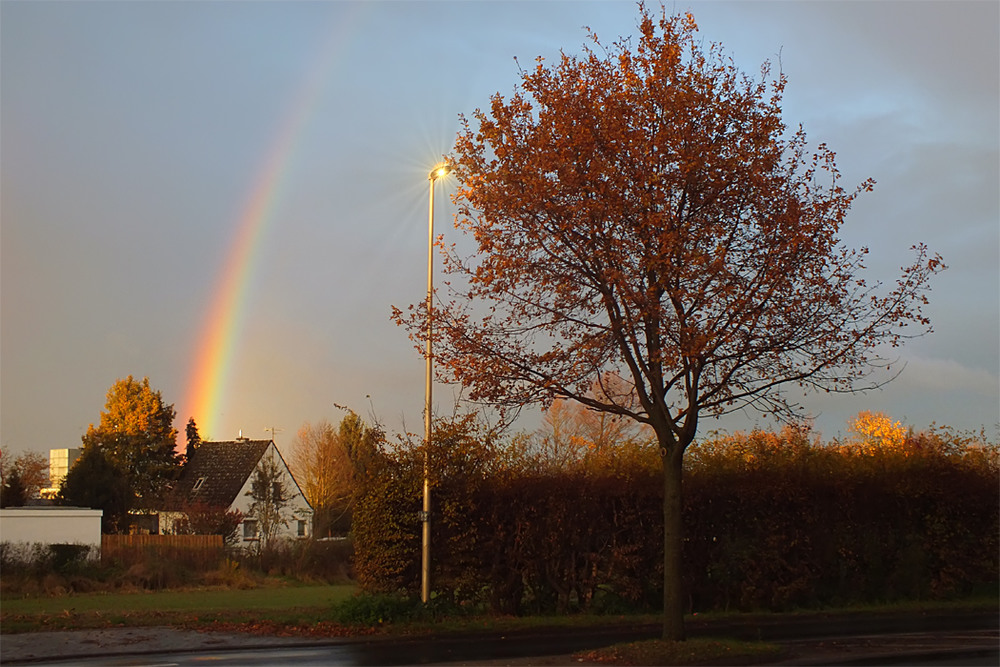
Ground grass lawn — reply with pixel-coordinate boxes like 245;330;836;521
0;583;358;632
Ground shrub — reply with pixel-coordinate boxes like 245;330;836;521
172;501;244;547
354;417;998;615
201;558;261;589
232;537;354;582
330;593;422;625
48;544;93;572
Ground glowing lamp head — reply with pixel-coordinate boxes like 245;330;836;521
429;163;452;181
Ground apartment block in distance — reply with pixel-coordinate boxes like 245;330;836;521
39;448;82;499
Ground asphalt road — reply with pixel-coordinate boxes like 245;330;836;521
6;631;998;667
2;610;996;666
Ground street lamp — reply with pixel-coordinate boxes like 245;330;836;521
422;161;451;604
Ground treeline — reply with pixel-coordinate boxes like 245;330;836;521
354;413;998;614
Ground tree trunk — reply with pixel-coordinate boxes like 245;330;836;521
662;446;685;641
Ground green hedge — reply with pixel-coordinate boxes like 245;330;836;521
353;421;998;614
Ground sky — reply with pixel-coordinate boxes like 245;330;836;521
2;0;997;461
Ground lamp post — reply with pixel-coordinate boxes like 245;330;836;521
422;162;451;604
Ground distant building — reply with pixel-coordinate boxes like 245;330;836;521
39;448;82;499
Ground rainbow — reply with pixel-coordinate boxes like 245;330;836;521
183;6;365;440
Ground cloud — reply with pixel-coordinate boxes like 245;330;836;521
900;356;999;395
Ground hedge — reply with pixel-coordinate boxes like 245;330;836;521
353;420;998;613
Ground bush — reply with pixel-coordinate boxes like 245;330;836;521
229;538;354;583
0;542;96;574
102;535;224;573
122;559;193;590
0;542;109;595
329;591;470;626
330;593;422;625
1;542;50;572
48;544;93;572
354;418;999;615
201;558;261;589
0;537;350;594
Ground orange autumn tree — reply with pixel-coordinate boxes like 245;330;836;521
533;376;658;470
847;410;908;455
393;6;943;640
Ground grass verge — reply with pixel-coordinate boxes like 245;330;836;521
576;637;782;665
0;583;357;633
2;587;995;640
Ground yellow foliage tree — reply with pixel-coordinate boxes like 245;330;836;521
290;412;381;537
848;410;908;455
78;376;179;513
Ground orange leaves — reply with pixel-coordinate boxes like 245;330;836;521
391;3;943;460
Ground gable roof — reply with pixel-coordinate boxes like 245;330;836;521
166;439;271;510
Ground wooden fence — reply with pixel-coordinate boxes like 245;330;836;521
102;534;224;570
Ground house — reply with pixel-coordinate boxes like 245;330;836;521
161;438;313;544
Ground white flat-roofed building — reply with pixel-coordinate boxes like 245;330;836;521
0;506;103;558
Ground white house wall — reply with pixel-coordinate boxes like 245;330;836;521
235;443;313;543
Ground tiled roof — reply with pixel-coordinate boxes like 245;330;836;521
165;439;271;510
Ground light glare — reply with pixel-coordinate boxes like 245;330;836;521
430;163;452;181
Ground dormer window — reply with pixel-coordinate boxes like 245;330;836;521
192;477;207;492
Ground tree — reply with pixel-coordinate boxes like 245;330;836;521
290;420;340;535
172;500;243;547
245;451;291;552
59;444;130;532
0;467;28;507
393;6;943;639
847;410;908;455
185;417;202;464
534;377;656;468
81;376;180;512
0;451;49;501
290;411;382;537
336;411;382;485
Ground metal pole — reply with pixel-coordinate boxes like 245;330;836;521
421;171;436;604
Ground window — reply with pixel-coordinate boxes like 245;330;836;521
297;520;306;537
242;519;258;540
192;477;207;492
